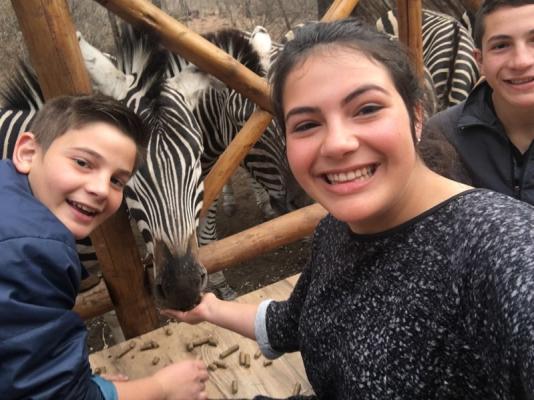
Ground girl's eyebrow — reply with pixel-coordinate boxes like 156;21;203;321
341;84;388;106
284;84;388;122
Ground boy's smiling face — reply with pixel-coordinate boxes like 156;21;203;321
13;122;137;239
475;4;534;112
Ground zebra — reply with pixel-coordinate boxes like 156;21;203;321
376;8;480;111
1;27;208;311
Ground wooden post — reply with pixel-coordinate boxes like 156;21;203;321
322;0;360;22
11;0;158;338
396;0;424;80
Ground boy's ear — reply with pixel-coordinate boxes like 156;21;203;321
12;132;39;174
473;48;483;73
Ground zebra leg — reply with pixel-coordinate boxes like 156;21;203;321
247;173;278;220
198;199;238;300
221;179;237;217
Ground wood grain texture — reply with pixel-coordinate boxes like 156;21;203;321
89;275;314;398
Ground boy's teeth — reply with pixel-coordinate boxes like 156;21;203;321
509;77;534;84
70;200;97;216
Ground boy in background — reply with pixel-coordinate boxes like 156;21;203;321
424;0;534;205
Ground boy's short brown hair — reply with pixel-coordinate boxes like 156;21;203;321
474;0;534;48
29;94;148;171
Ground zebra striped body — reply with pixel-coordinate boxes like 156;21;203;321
377;9;479;110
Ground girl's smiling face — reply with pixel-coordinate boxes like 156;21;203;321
283;46;423;234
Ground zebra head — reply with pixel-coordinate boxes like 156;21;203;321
78;27;207;311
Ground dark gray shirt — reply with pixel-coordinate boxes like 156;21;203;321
257;190;534;399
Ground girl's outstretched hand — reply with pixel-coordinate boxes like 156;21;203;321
161;292;218;325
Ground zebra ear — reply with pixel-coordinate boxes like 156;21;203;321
12;131;39;174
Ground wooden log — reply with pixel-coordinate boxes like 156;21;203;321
11;0;158;338
322;0;360;21
11;0;90;98
75;203;327;318
201;109;273;216
90;205;159;337
396;0;424;80
93;0;272;113
200;203;328;274
74;279;113;319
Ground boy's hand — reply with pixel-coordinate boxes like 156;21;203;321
161;292;218;324
154;359;208;400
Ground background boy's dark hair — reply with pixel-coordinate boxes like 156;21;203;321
473;0;534;48
29;93;148;170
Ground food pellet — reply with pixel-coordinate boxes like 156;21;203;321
208;363;217;371
140;340;159;351
239;351;246;366
253;349;262;359
208;337;218;346
186;343;195;352
292;383;301;396
263;360;272;367
231;380;238;394
219;344;239;359
244;353;251;368
151;356;160;366
164;327;173;336
213;360;227;369
192;337;209;346
117;341;136;358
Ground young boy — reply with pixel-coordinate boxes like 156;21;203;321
0;94;208;400
424;0;534;205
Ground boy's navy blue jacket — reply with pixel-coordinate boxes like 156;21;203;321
0;160;100;399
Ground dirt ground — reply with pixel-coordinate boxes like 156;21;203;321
86;168;311;353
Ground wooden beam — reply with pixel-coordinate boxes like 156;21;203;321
93;0;272;113
11;0;91;98
11;0;158;338
396;0;424;80
200;203;328;273
75;203;328;316
322;0;360;22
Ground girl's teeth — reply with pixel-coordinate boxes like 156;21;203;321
327;166;375;183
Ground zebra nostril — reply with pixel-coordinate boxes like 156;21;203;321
155;283;166;300
200;271;208;289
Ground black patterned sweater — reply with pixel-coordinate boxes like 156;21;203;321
261;190;534;399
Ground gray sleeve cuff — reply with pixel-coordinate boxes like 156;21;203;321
254;299;283;359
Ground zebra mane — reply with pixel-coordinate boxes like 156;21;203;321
0;61;44;111
115;23;169;103
203;28;265;76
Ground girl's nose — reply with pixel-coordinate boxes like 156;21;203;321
320;121;359;158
